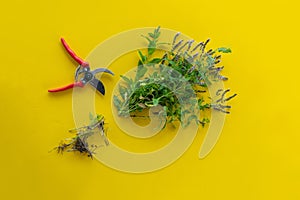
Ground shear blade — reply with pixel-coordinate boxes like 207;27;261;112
91;68;114;75
89;78;105;95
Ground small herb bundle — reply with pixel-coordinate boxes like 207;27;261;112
114;26;236;127
53;114;108;159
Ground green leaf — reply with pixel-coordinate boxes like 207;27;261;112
186;114;199;126
170;96;174;103
119;85;127;100
155;32;161;39
153;98;159;106
113;96;122;109
135;66;148;81
154;26;160;34
217;47;232;53
198;98;210;110
120;75;132;85
206;55;215;65
148;40;156;56
149;58;161;64
138;50;147;63
168;60;176;66
199;118;210;127
141;35;152;43
148;48;155;56
148;40;156;48
148;33;155;38
138;59;143;66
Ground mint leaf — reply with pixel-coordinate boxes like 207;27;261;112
217;47;232;53
138;50;147;63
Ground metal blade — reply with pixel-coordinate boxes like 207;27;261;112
91;68;114;75
89;78;105;95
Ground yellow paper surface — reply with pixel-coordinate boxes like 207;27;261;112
0;0;299;199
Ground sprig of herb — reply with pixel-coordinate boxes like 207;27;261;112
52;114;108;159
114;27;236;128
141;26;167;57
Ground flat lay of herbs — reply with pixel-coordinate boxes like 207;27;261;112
51;26;236;158
113;26;236;128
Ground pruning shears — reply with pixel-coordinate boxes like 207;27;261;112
48;38;114;95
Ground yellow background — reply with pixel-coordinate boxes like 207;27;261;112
1;0;300;199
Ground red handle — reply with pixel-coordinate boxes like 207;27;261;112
61;38;89;67
48;82;84;92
